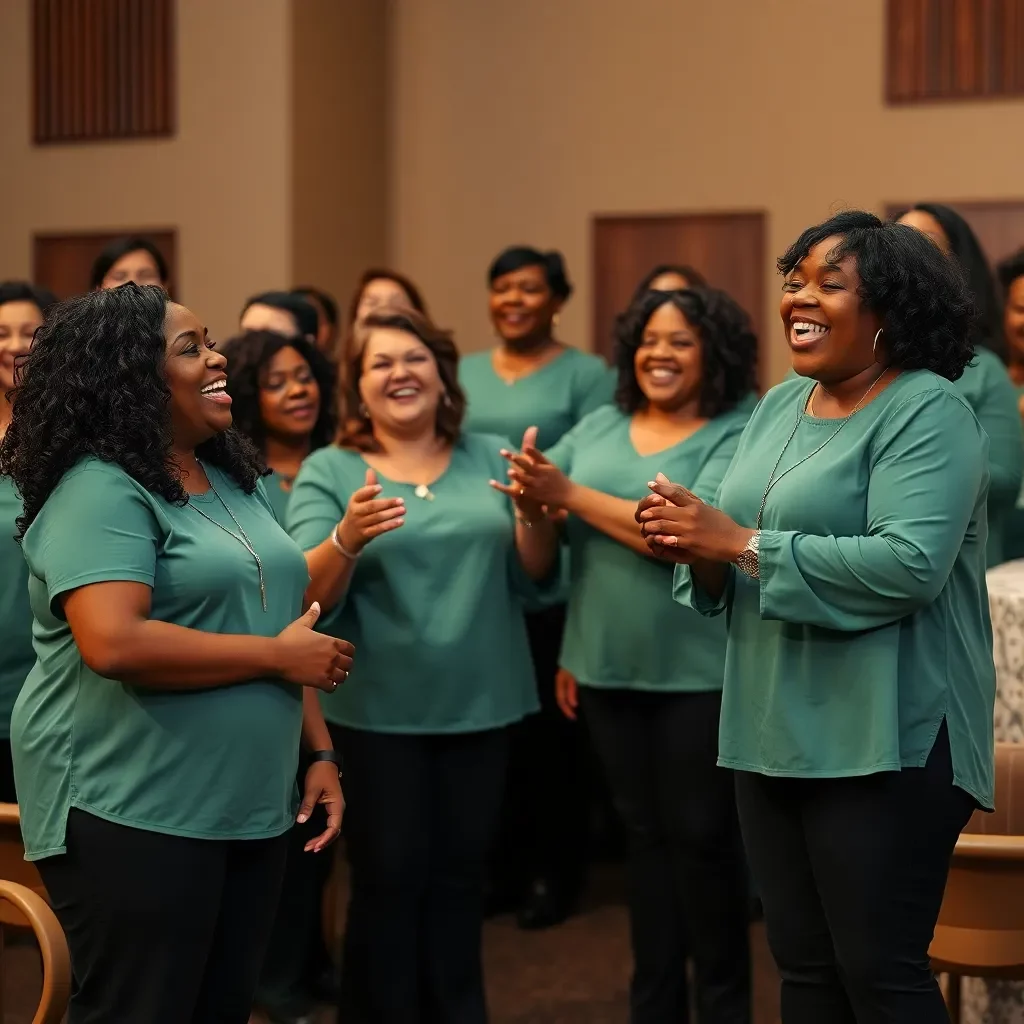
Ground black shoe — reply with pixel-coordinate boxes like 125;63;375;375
516;878;574;930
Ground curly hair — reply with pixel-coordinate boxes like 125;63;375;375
613;288;758;417
778;210;976;381
219;330;337;455
338;308;465;451
0;284;263;538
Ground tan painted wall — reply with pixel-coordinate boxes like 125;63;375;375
290;0;389;319
389;0;1024;382
0;0;293;342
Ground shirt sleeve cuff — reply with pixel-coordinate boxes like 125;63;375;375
672;562;733;617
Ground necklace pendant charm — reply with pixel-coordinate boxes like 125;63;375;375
414;484;434;501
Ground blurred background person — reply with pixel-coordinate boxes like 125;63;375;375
288;307;559;1022
220;328;338;1023
0;280;55;803
459;245;614;929
90;236;170;292
339;268;429;371
996;248;1024;561
504;286;756;1023
897;203;1023;567
241;290;320;343
630;263;708;301
293;286;341;357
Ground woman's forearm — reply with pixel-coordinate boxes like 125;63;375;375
563;482;657;557
301;688;333;752
304;533;357;612
515;515;559;580
690;557;729;602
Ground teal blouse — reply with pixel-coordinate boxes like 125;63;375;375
0;479;33;740
675;373;995;809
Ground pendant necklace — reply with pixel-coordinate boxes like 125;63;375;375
755;370;887;530
187;462;268;611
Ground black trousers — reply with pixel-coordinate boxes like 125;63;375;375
37;808;289;1024
335;725;509;1024
734;722;975;1024
0;737;15;803
491;604;589;901
582;687;751;1024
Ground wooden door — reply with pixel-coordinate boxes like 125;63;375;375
591;211;766;381
885;202;1024;266
33;229;177;300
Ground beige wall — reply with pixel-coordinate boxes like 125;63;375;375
389;0;1024;382
291;0;389;321
0;0;293;342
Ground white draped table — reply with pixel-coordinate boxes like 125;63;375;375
962;560;1024;1024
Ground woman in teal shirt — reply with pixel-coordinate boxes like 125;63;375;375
0;281;54;802
459;245;614;929
0;284;351;1024
288;307;558;1023
639;212;995;1024
221;328;338;1023
504;286;756;1023
897;203;1023;566
996;249;1024;560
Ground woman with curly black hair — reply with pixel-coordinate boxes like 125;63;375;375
0;283;353;1024
897;203;1022;566
504;286;756;1022
641;211;995;1023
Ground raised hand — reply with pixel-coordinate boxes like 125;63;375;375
492;426;573;511
337;467;405;555
275;602;355;693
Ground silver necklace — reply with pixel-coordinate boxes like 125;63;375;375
755;370;887;530
187;464;267;611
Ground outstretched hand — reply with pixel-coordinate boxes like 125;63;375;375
337;467;406;555
489;427;549;522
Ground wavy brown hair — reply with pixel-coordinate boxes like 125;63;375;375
337;308;465;452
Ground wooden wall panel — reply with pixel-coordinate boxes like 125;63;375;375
33;229;177;300
591;212;766;385
887;0;1024;103
33;0;175;143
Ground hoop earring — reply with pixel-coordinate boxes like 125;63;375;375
873;328;883;360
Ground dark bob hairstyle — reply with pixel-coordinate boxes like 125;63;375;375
630;263;708;303
89;236;170;290
902;203;1004;360
487;247;573;301
346;269;428;327
338;308;465;452
219;330;337;455
614;288;757;417
997;248;1024;297
0;284;262;538
293;286;339;329
241;291;319;341
779;210;976;382
0;280;58;315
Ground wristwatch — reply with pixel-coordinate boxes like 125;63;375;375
734;531;761;580
309;749;342;775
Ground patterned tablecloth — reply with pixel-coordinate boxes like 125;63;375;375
962;560;1024;1023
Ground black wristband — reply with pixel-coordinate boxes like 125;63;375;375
309;749;339;765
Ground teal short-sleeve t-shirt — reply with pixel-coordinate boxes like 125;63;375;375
286;434;541;734
0;479;33;740
547;403;750;692
674;373;996;809
264;469;292;525
12;459;310;860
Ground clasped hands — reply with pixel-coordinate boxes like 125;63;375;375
637;473;754;564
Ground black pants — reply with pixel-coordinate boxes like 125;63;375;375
492;605;589;902
0;737;15;803
734;722;975;1024
582;687;751;1024
37;808;289;1024
335;725;509;1024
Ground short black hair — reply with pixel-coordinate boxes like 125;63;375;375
487;247;573;301
240;291;319;341
219;330;337;455
89;236;170;290
631;263;707;303
903;203;1004;360
613;288;757;417
293;286;339;327
779;210;975;381
0;284;262;538
0;281;57;315
997;248;1024;297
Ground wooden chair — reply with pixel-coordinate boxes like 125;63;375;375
0;880;70;1024
931;743;1024;1022
0;803;46;926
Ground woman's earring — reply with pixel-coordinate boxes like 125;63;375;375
358;401;369;418
873;328;883;361
442;391;454;409
552;312;561;330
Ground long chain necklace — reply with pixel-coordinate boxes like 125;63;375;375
187;463;267;611
755;370;887;530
